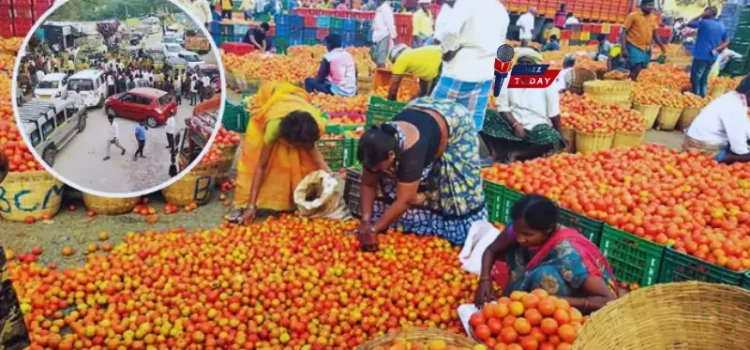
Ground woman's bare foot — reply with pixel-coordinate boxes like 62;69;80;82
227;208;244;223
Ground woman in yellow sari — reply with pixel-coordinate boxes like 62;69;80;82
230;81;331;223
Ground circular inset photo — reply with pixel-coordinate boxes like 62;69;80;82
12;0;226;198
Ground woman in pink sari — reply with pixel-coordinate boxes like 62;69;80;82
474;195;618;314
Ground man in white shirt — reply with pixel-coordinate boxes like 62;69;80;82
104;115;126;161
200;74;212;102
517;7;537;47
564;12;580;27
684;77;750;164
370;0;397;68
190;77;198;106
165;114;177;153
433;0;455;44
107;74;115;96
432;0;509;133
481;48;566;163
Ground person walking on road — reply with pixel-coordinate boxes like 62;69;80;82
370;0;397;68
127;76;136;90
166;114;177;152
687;6;729;97
173;75;183;105
134;121;147;161
190;76;198;106
107;73;115;96
104;115;126;161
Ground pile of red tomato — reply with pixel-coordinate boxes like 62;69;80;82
8;216;477;350
482;144;750;271
560;93;645;134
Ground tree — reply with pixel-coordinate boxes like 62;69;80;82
49;0;182;21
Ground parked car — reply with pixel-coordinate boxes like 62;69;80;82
66;69;108;108
18;98;87;167
163;43;182;58
105;87;177;128
162;34;184;47
34;73;69;100
178;50;204;69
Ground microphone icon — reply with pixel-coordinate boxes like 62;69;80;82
493;44;515;97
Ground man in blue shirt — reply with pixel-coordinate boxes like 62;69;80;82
134;121;147;161
688;6;729;97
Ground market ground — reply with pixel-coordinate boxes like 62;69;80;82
3;84;685;270
40;29;220;195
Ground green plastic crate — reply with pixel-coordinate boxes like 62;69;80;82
484;181;505;223
559;208;603;245
658;246;744;286
366;96;407;127
498;187;523;224
221;102;249;133
303;38;318;46
599;225;664;287
331;17;344;30
729;41;750;56
744;271;750;291
344;167;362;217
317;125;349;171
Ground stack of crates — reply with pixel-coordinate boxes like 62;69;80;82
274;14;304;52
0;1;12;37
394;13;412;47
31;0;51;22
725;6;750;75
12;0;32;37
356;19;371;46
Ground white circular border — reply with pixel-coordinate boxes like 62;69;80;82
11;0;228;199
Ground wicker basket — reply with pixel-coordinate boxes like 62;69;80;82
356;328;477;350
575;131;614;154
569;68;597;95
656;106;684;130
632;104;661;129
573;281;750;350
216;144;239;182
0;170;64;221
161;161;221;206
358;76;374;95
225;69;237;90
583;80;632;106
561;127;576;153
82;194;140;215
232;69;247;92
709;85;728;100
678;106;702;130
612;130;645;148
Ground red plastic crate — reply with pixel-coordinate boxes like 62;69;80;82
13;20;32;36
560;30;571;40
394;13;410;26
0;5;10;18
221;42;255;56
0;22;11;37
316;28;329;40
12;0;31;5
303;15;316;27
0;0;10;5
14;5;32;18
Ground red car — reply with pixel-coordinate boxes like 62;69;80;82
105;88;177;128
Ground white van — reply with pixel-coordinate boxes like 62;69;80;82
66;70;107;108
34;73;69;100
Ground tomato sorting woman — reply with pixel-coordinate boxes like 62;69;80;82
230;81;331;223
354;97;487;251
474;195;618;314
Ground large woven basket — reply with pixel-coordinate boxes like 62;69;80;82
569;68;597;95
678;106;702;130
233;69;248;92
632;104;661;129
656;106;684;130
216;144;240;182
356;328;477;350
225;69;237;90
560;127;576;153
82;194;140;215
573;281;750;350
358;75;374;95
576;131;614;154
709;85;728;99
612;130;645;148
583;80;632;106
0;170;64;221
162;161;221;206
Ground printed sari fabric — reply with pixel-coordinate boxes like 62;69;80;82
233;81;326;211
371;97;488;246
494;227;618;298
0;247;30;350
681;134;724;158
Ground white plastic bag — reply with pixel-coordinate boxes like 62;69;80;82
294;170;351;221
459;221;501;275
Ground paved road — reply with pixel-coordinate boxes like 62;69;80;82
50;30;220;195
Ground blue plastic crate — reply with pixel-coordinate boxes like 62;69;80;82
343;31;356;43
304;28;317;39
233;35;244;43
343;19;356;31
290;38;303;46
276;25;291;38
317;15;331;28
274;14;290;26
210;21;220;34
234;24;250;36
290;14;304;28
303;38;318;46
290;30;302;41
